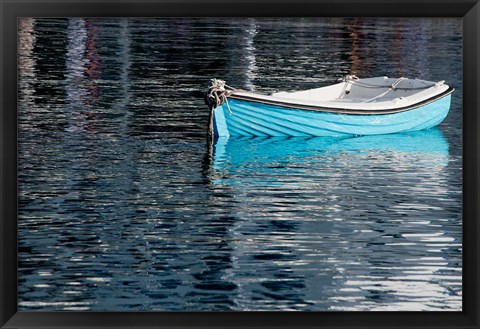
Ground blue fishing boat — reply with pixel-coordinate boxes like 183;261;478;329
204;76;454;138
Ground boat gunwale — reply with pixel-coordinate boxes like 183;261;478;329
227;86;455;115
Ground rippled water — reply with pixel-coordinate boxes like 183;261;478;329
17;17;462;311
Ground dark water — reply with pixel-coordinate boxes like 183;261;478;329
17;18;462;311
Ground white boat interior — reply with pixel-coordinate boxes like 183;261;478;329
231;77;450;111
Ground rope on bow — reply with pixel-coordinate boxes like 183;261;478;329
204;78;234;114
204;78;237;140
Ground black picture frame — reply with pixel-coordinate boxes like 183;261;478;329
1;0;478;328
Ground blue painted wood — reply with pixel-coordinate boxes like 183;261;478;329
213;94;452;137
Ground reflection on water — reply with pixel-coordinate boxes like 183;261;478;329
212;129;449;171
211;130;450;191
17;18;462;311
208;130;459;311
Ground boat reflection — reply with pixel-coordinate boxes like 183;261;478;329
207;128;454;310
210;128;449;187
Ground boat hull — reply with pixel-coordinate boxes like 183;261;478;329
213;94;452;137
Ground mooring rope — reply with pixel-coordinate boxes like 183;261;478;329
204;78;235;112
204;78;238;139
342;75;439;91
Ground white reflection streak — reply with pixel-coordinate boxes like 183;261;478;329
338;273;461;311
243;18;258;91
117;19;132;134
65;18;88;111
18;18;36;78
331;249;461;311
65;18;88;132
18;18;36;102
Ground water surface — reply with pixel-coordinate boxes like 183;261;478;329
17;17;462;311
